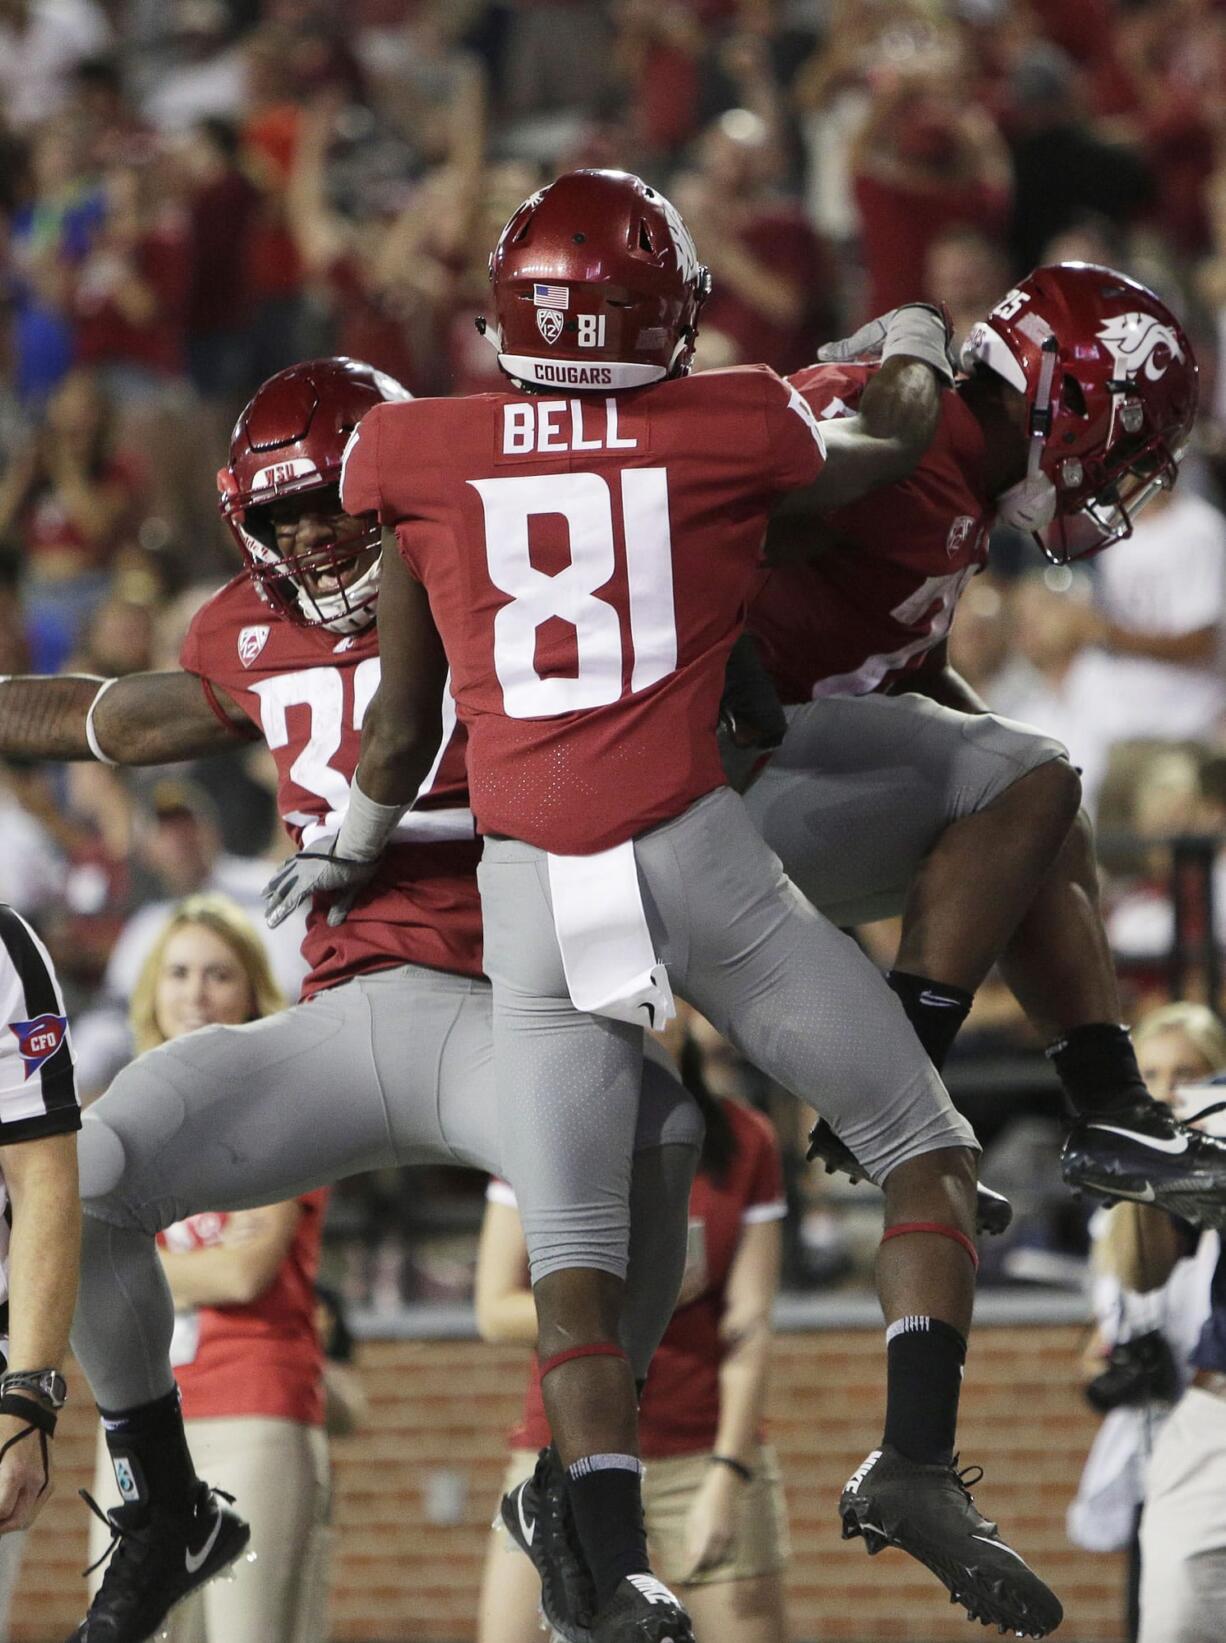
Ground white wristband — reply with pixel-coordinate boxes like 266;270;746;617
85;678;120;766
336;777;405;862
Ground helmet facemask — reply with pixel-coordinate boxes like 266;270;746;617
970;320;1182;564
1039;433;1180;564
238;486;382;635
963;264;1197;567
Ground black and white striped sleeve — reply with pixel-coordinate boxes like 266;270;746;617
0;906;80;1143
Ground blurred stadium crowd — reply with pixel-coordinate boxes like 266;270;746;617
3;0;1226;1302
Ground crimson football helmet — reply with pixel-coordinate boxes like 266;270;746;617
218;357;412;633
961;263;1198;562
482;169;712;392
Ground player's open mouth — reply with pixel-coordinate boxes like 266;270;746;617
301;550;374;596
309;567;354;592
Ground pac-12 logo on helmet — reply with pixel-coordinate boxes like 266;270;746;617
1096;313;1185;383
9;1013;67;1078
485;170;711;392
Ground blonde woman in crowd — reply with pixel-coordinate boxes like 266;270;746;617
87;894;332;1643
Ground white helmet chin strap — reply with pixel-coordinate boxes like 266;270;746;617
997;335;1060;531
996;472;1057;531
301;555;382;634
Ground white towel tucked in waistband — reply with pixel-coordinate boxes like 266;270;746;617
547;841;676;1029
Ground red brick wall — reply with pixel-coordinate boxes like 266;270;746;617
13;1325;1123;1642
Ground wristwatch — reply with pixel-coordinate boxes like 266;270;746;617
0;1369;68;1409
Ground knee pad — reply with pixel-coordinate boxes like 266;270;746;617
77;1111;129;1208
78;1055;189;1234
954;714;1072;820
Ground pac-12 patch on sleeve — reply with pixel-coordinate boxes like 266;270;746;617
9;1013;68;1079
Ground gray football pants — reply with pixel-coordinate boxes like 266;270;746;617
480;787;976;1287
74;964;702;1411
742;692;1069;927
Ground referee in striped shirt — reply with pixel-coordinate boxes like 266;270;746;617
0;904;80;1531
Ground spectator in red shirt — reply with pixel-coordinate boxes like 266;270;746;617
67;54;152;173
180;117;262;402
1087;5;1218;257
73;150;191;392
444;162;543;396
476;1012;789;1643
851;47;1011;317
1002;42;1153;272
285;95;425;389
0;368;142;659
672;108;835;373
86;894;332;1643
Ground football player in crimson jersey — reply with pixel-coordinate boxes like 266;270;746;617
271;170;1063;1639
0;357;706;1643
743;264;1226;1228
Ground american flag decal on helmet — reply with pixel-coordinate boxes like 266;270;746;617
533;284;569;310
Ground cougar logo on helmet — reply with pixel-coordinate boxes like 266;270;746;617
1096;313;1185;383
657;192;702;285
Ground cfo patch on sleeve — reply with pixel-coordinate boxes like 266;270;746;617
9;1013;68;1079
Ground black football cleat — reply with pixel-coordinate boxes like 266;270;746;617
806;1118;1014;1236
500;1447;596;1643
590;1575;694;1643
67;1482;250;1642
1061;1095;1226;1229
839;1445;1063;1637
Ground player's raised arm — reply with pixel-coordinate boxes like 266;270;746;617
769;306;952;539
0;670;253;765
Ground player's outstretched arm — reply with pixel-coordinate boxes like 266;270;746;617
0;671;250;765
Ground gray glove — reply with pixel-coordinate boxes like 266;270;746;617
816;302;957;385
263;834;379;929
816;310;899;365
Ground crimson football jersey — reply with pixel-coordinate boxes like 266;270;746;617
340;367;826;854
749;362;993;703
180;575;483;997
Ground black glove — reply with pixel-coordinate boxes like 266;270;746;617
719;633;787;751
